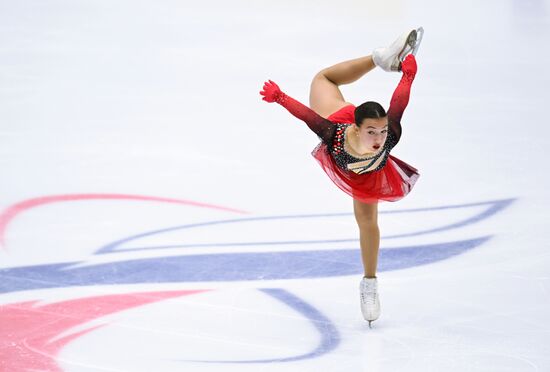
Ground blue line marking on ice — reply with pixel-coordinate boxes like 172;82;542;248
180;288;340;364
95;199;514;254
0;237;490;294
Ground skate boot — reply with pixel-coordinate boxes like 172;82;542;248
373;27;424;72
359;277;381;328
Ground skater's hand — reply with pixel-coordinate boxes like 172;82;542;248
260;80;284;103
401;54;417;76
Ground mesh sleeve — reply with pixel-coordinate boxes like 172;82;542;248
275;93;336;144
387;72;415;143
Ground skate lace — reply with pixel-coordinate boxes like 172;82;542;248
361;284;377;306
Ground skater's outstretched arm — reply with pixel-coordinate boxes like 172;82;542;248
387;55;418;142
260;80;336;143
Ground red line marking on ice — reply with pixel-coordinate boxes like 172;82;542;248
0;290;209;372
0;193;248;248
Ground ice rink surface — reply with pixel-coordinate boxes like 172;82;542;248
1;0;550;371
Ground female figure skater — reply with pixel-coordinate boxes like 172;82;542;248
260;28;423;327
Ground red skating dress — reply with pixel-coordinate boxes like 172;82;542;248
265;68;419;204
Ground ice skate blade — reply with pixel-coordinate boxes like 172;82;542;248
391;27;424;71
411;26;424;56
391;29;416;72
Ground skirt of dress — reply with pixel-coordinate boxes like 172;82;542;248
311;104;420;203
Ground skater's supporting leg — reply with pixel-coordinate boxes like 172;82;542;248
309;56;376;118
353;199;380;278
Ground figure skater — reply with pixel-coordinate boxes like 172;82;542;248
260;28;423;327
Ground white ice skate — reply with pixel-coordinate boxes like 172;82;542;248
360;277;381;328
373;27;424;72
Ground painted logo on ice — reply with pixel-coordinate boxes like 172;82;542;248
0;194;515;370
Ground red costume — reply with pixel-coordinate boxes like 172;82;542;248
261;55;420;203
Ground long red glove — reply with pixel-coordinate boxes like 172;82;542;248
387;54;418;142
260;80;336;143
260;80;286;103
401;54;417;77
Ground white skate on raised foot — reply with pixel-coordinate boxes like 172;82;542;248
360;277;381;328
373;27;424;72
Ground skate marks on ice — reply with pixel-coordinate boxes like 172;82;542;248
0;290;209;372
178;288;340;364
0;238;491;294
0;288;341;370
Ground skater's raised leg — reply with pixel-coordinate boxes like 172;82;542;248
309;27;423;118
309;55;376;118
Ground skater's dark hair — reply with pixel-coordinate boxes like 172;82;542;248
354;101;387;126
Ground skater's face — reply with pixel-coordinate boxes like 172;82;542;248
356;117;389;152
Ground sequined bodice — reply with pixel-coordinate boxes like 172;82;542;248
330;123;397;174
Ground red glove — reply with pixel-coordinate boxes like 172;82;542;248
260;80;285;103
401;54;417;77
